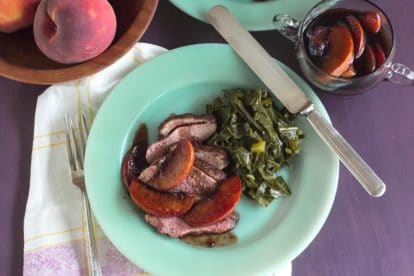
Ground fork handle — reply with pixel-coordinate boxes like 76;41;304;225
83;191;102;276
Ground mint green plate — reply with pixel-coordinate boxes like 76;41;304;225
85;44;339;276
169;0;320;31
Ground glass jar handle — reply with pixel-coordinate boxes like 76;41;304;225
385;63;414;86
273;14;301;43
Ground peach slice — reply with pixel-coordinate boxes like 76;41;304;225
184;176;242;227
373;43;386;67
355;43;376;74
346;15;366;58
129;179;194;217
149;139;195;191
341;64;357;78
308;26;329;57
359;11;381;34
320;24;354;77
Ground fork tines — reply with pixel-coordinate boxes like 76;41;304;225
64;111;91;172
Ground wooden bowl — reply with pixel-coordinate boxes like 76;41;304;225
0;0;158;84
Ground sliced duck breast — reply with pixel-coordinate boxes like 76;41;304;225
146;120;217;164
145;212;239;238
158;114;216;137
194;144;229;170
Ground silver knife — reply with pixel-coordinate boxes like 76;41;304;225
207;5;386;197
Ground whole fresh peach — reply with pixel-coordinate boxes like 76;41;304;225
33;0;117;64
0;0;40;33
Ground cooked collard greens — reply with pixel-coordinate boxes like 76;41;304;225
206;89;304;207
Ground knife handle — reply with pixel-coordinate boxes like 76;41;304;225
305;108;386;197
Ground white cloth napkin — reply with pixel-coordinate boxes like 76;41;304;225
23;42;292;276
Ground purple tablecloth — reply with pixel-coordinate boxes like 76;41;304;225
0;1;413;275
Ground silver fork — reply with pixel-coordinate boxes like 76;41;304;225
64;111;102;276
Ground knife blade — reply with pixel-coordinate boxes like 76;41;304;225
207;5;386;197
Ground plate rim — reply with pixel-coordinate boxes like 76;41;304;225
85;43;339;275
169;0;320;31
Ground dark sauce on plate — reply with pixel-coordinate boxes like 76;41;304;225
180;232;237;248
132;123;148;147
129;123;149;177
121;123;149;193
